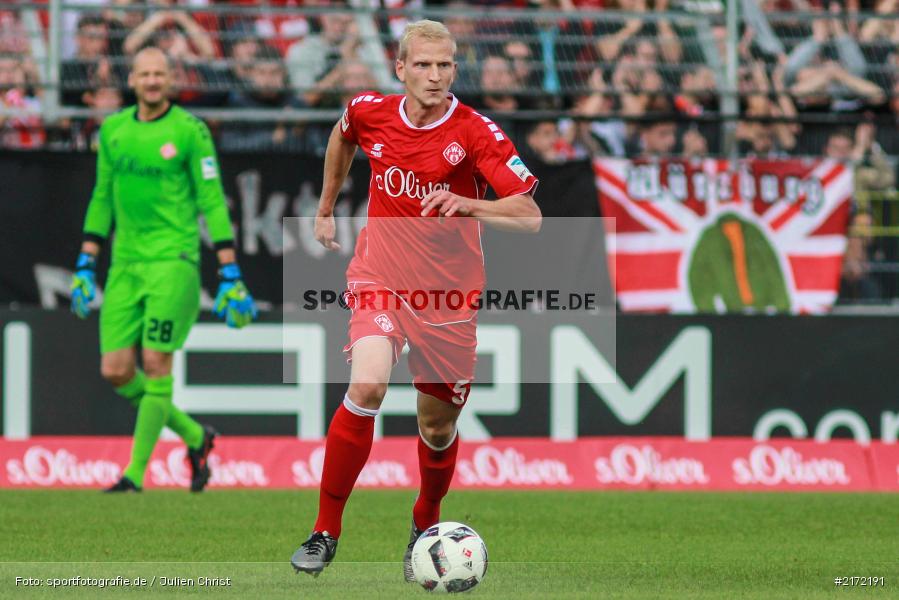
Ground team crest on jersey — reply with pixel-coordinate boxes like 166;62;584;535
160;142;177;160
443;142;466;165
374;313;394;333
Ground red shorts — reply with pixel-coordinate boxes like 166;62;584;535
343;286;476;407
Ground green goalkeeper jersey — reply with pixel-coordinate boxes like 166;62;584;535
83;104;234;263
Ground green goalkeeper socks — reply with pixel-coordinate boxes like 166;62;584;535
115;370;204;450
115;370;147;408
124;375;173;487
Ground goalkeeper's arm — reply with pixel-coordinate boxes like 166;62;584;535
71;119;113;320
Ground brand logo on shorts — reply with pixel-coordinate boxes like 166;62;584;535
443;142;466;165
160;142;177;160
374;314;394;333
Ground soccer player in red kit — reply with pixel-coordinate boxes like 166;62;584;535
290;19;541;578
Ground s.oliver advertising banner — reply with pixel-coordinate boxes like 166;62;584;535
2;436;895;491
594;158;852;314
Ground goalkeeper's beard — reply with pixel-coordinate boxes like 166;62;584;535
139;89;169;111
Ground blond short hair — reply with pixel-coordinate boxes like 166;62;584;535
398;20;456;61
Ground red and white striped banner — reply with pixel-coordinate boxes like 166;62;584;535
594;158;852;314
2;436;895;491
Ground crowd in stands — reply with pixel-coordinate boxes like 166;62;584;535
1;1;898;156
1;1;897;301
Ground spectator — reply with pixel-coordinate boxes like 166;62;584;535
839;210;883;303
221;20;261;89
104;0;146;32
735;56;799;157
221;44;303;151
71;83;124;151
227;44;300;109
836;115;895;305
628;119;678;157
736;121;783;157
681;125;708;158
336;59;377;105
285;6;365;104
850;121;895;198
523;120;576;164
824;127;854;162
0;10;30;55
784;4;884;112
520;0;592;108
61;15;123;106
674;65;718;115
124;9;222;106
825;123;895;211
859;0;899;45
504;40;539;90
0;54;44;149
123;9;216;59
476;55;520;112
611;46;666;116
596;0;682;65
567;67;628;157
303;58;378;109
444;4;482;102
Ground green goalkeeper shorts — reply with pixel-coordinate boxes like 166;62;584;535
100;259;200;354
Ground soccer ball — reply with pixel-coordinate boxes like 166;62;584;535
410;521;488;593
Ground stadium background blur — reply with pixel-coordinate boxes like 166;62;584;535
2;3;899;597
1;0;898;302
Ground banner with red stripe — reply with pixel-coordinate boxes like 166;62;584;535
595;158;852;313
1;436;892;491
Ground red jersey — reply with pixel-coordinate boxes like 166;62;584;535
340;92;538;325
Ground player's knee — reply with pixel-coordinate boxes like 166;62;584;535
100;362;133;387
142;352;173;378
418;417;456;450
346;382;387;411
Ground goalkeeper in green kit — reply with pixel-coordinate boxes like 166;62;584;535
69;47;257;493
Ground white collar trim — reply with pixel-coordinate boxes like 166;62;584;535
398;95;458;130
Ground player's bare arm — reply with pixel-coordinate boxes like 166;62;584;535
216;247;237;266
79;240;102;257
314;122;358;251
420;189;542;233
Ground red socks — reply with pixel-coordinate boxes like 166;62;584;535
314;396;377;538
413;430;460;531
312;394;460;537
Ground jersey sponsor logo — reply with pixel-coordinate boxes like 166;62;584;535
374;313;394;333
375;166;451;200
200;156;219;180
340;110;350;132
160;142;178;160
372;143;384;158
506;155;533;182
113;155;163;178
443;141;466;165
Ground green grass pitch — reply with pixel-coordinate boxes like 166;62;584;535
1;489;896;599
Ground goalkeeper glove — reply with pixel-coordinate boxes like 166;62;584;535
70;252;97;319
213;263;257;329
